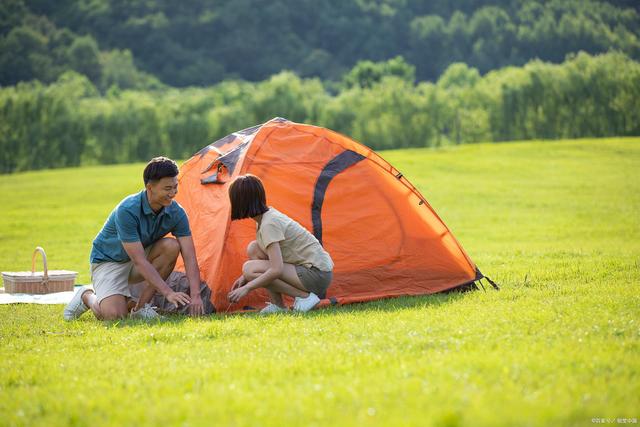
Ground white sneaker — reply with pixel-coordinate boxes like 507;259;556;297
130;303;162;320
259;302;286;315
63;286;91;321
293;292;320;312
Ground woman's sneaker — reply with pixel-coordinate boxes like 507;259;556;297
293;293;320;312
259;302;286;314
130;303;162;320
63;286;91;321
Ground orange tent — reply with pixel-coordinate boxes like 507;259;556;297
175;118;495;312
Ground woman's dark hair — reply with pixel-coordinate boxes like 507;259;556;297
143;157;179;185
229;174;269;220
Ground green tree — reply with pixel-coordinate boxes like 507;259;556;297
99;49;163;91
409;15;447;80
249;71;327;124
343;56;415;89
68;35;101;84
0;26;50;84
0;0;27;36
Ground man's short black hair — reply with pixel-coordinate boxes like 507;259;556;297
143;157;179;185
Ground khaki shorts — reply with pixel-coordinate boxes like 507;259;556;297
295;265;332;299
90;247;151;304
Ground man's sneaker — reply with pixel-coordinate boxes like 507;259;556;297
293;292;320;312
63;286;91;321
130;303;162;320
259;302;286;315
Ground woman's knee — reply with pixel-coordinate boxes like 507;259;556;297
247;241;266;260
242;260;263;280
242;261;254;278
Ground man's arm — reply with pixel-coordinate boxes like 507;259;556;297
176;235;204;316
122;241;190;307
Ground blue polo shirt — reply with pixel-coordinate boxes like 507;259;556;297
90;190;191;263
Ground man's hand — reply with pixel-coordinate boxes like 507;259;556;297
176;235;204;316
166;291;191;307
231;275;246;290
228;286;249;303
189;294;204;316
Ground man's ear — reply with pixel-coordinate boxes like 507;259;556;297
145;181;153;191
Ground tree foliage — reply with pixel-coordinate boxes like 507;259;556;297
0;0;638;87
1;52;638;173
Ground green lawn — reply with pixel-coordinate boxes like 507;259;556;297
1;138;639;427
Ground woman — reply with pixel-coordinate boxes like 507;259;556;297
227;174;333;313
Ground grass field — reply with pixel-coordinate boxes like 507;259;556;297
1;138;639;427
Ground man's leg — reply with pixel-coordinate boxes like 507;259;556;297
130;238;180;309
82;292;128;320
76;260;135;321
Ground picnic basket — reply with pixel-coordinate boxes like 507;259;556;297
1;247;77;294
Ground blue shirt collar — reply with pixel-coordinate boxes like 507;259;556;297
141;190;169;217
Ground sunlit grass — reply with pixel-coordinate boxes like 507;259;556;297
1;137;639;426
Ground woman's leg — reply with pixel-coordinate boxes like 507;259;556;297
245;242;286;305
242;260;310;305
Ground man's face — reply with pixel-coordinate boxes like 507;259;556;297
147;176;178;207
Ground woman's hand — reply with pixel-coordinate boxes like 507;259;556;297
231;275;246;290
228;286;250;303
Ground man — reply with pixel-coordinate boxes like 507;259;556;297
64;157;204;320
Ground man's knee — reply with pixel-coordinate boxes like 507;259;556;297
98;296;129;320
100;308;128;321
155;238;180;259
247;241;265;260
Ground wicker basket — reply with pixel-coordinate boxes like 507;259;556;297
1;247;77;294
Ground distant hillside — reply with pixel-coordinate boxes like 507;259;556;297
1;0;639;88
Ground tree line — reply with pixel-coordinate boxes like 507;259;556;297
1;0;639;87
1;51;638;174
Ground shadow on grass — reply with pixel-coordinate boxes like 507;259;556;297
314;290;473;316
98;286;489;328
105;313;192;328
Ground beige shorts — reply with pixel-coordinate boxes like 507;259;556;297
295;265;332;299
90;247;150;304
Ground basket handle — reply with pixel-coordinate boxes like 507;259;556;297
31;246;49;282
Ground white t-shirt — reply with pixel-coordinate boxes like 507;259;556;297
256;208;334;272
